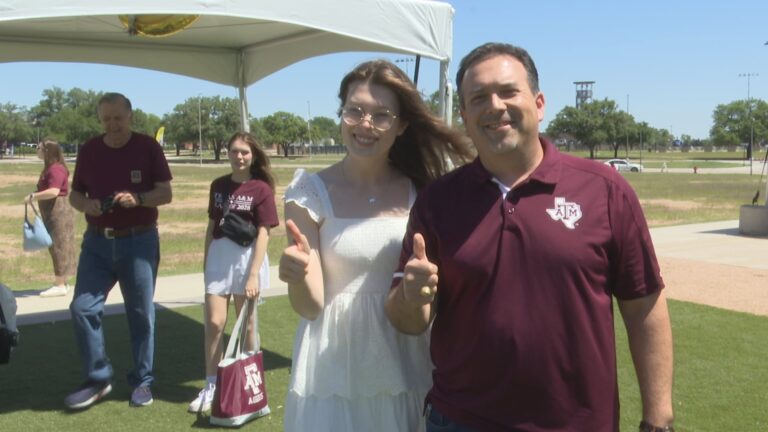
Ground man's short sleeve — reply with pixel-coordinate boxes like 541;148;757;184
150;140;173;183
609;179;664;299
70;143;88;193
42;164;68;190
254;182;279;229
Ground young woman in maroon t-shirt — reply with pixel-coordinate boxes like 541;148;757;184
24;139;76;297
188;132;279;413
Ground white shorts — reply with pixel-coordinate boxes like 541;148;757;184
204;237;270;296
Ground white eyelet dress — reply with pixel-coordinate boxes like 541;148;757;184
283;169;431;432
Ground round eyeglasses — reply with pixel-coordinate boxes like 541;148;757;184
341;106;399;131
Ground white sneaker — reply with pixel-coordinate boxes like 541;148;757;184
188;384;215;413
40;284;69;297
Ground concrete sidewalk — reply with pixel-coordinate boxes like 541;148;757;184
649;220;767;270
15;266;287;326
13;220;767;326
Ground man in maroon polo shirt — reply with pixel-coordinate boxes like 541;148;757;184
65;93;173;410
385;43;674;432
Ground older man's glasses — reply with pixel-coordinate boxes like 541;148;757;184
341;106;398;131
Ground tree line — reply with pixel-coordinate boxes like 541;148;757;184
2;86;766;160
0;87;342;160
546;98;768;159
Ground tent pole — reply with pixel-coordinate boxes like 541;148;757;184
238;51;250;132
439;60;449;124
238;84;249;132
413;55;421;86
445;81;454;127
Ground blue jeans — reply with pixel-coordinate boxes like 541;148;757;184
70;229;159;388
426;404;476;432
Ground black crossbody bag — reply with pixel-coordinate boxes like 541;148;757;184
220;208;258;247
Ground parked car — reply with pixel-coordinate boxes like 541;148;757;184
604;159;643;172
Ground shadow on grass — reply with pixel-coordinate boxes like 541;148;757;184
0;302;292;416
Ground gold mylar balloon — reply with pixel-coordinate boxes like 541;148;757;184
119;15;199;37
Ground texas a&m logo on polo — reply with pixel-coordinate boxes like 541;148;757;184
545;197;582;229
244;363;264;405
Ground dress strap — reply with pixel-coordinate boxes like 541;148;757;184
284;169;327;223
308;173;336;219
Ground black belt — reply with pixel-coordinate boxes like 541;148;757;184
88;224;156;239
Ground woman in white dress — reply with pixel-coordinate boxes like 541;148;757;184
279;60;473;431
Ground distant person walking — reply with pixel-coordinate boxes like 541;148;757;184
187;132;279;413
24;139;76;297
65;92;173;410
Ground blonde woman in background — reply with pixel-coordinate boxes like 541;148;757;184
24;139;76;297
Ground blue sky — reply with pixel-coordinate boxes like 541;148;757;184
2;0;768;139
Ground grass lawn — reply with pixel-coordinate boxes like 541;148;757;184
616;300;768;430
568;149;750;162
642;160;741;169
168;154;344;167
1;298;767;430
565;149;754;169
0;295;298;431
624;173;758;226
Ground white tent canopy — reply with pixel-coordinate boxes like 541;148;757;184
0;0;455;128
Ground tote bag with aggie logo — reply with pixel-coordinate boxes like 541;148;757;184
210;300;270;427
23;201;52;251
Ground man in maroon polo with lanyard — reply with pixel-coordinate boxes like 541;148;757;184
65;92;172;410
385;43;674;432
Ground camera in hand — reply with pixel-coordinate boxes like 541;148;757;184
100;194;116;213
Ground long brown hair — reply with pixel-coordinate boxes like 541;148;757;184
227;132;275;191
40;138;68;172
338;60;473;189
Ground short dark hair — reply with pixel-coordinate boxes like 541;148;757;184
455;43;540;107
97;92;132;112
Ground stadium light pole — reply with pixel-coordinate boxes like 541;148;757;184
32;117;40;144
739;73;757;175
625;94;630;159
307;100;312;159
